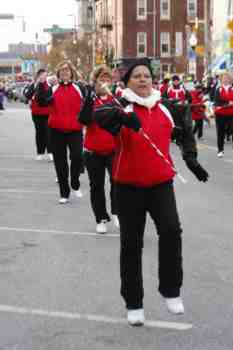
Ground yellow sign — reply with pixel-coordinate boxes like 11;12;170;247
230;35;233;49
195;45;205;56
227;20;233;32
95;54;105;65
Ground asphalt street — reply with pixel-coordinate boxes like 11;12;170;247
0;102;232;349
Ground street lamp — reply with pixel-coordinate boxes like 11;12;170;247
16;16;26;32
189;33;198;51
188;32;198;77
87;0;96;69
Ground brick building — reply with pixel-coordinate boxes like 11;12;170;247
94;0;213;80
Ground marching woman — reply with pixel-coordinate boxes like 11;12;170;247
190;84;206;140
214;72;233;157
163;75;192;103
93;59;209;326
79;66;119;234
23;69;52;161
35;60;85;203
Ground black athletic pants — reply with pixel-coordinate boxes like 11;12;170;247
115;180;183;310
50;128;83;198
32;114;51;155
193;119;203;139
84;151;117;223
215;115;232;152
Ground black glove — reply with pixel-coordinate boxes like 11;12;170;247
79;86;96;125
185;159;209;182
120;112;141;132
94;105;141;133
94;104;123;135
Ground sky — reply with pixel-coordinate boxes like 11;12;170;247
0;0;79;51
0;0;229;52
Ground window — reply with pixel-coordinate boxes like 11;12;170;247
175;32;183;56
187;0;197;18
160;32;170;57
160;0;170;20
137;32;147;57
137;0;147;20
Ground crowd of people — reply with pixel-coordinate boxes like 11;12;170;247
14;58;233;326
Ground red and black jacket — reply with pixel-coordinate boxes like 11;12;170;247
164;85;192;104
214;85;233;117
23;82;51;116
190;90;205;121
35;81;84;132
81;95;117;155
93;98;199;187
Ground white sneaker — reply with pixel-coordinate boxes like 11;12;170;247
36;155;43;161
73;189;83;198
112;215;120;228
47;153;53;162
59;198;69;204
217;151;224;158
127;309;145;326
96;221;107;234
165;297;184;314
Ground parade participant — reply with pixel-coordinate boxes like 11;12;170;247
159;77;170;95
214;72;233;157
23;69;53;161
164;75;192;103
0;82;6;110
79;65;119;234
93;59;209;326
35;60;85;203
190;84;206;140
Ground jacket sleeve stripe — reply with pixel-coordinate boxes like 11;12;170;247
158;103;175;127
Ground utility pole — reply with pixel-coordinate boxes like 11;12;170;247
91;0;96;69
204;0;210;75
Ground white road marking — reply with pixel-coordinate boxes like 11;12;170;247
1;168;54;174
0;304;193;330
0;154;34;159
0;226;119;238
0;189;55;194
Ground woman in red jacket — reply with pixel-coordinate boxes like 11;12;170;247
36;61;85;204
94;59;209;326
23;69;52;161
79;66;118;233
190;84;206;140
214;72;233;157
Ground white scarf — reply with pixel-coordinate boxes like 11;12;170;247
122;88;161;109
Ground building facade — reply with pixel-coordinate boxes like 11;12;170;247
9;43;47;56
93;0;213;79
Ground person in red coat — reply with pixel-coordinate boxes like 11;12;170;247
163;75;192;103
159;78;170;96
214;72;233;157
79;66;118;233
35;61;85;203
23;69;52;161
190;84;206;140
93;59;209;326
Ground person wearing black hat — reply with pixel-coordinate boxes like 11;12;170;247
92;59;209;326
163;75;192;104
